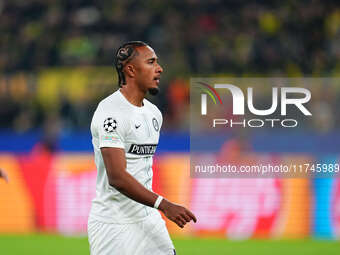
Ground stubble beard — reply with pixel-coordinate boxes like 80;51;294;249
148;87;160;96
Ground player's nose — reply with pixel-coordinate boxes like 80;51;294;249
156;63;163;74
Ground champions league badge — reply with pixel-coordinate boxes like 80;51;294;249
152;117;159;132
103;117;117;133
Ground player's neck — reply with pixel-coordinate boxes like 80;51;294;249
119;85;146;107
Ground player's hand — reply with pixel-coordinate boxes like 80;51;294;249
158;199;197;228
0;168;9;183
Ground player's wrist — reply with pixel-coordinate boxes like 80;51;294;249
157;197;170;212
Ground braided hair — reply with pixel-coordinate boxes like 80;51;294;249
114;41;149;87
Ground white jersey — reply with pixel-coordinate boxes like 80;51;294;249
89;90;162;223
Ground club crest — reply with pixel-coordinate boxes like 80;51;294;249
152;117;159;132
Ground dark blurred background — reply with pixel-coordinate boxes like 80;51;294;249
1;0;340;134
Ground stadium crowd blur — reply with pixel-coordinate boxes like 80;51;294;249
1;0;340;134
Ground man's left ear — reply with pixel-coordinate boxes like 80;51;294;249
125;64;135;78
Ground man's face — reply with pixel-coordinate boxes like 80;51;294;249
130;46;163;93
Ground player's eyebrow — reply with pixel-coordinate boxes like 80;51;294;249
146;57;157;62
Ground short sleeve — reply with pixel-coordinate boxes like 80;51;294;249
155;106;163;131
95;108;127;149
159;110;163;130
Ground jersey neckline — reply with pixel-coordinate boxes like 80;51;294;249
117;89;146;111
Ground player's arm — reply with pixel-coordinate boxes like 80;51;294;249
101;147;197;228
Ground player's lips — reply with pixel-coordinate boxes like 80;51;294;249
154;76;160;85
